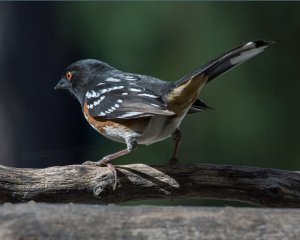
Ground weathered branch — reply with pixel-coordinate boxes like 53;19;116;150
1;203;300;240
0;163;300;207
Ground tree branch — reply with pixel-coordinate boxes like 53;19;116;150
0;163;299;207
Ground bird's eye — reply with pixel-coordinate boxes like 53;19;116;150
65;71;73;81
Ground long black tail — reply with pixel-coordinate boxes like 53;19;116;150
175;40;274;87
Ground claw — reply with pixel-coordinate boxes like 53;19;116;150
169;157;181;169
169;157;178;165
99;158;117;190
82;138;136;190
82;160;117;190
106;163;117;190
82;161;100;166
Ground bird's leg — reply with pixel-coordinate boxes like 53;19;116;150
83;138;137;190
169;128;182;165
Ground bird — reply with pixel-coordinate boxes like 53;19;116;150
55;40;273;189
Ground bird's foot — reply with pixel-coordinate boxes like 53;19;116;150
169;157;181;169
82;159;118;190
103;162;117;190
82;160;100;166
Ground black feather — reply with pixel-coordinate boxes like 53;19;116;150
188;99;213;114
175;40;273;87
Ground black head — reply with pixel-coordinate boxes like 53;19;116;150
54;59;113;104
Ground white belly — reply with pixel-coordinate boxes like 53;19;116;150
137;114;185;145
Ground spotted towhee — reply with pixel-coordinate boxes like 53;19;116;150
55;40;273;189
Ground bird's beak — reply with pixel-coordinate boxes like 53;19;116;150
54;79;71;90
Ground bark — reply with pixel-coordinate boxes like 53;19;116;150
0;163;300;207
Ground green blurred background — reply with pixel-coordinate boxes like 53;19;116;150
0;2;299;206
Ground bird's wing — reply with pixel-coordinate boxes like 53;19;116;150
85;73;174;119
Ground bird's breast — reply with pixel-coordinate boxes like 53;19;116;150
83;101;148;143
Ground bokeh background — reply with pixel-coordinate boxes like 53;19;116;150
0;2;299;206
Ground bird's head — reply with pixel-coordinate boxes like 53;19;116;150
54;59;113;104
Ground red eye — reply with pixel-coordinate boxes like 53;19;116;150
65;71;73;81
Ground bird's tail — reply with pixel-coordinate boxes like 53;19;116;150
166;40;273;114
176;40;273;87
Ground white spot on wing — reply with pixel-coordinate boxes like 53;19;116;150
151;103;160;107
115;104;120;108
92;95;105;107
93;100;100;106
122;93;128;96
118;112;143;118
106;77;121;82
138;93;159;98
129;88;142;92
117;99;123;103
97;82;105;86
245;42;254;47
112;86;124;90
100;86;124;94
86;90;100;99
125;76;137;81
